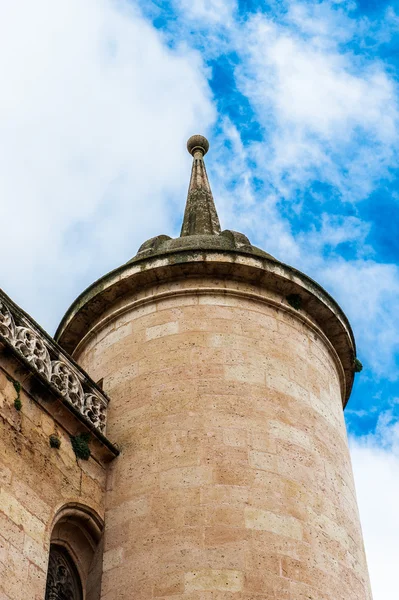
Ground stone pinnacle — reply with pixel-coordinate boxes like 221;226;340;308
180;135;221;237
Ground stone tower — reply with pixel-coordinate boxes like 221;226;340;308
56;135;372;600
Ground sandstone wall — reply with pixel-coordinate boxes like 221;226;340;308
75;276;372;600
0;356;107;600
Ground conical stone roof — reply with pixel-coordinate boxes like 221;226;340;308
128;135;274;263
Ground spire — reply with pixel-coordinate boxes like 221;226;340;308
180;135;221;237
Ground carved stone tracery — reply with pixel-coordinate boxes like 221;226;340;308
83;392;107;433
0;294;108;433
45;545;82;600
15;326;51;379
0;299;16;342
51;361;85;410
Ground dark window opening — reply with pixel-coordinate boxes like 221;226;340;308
45;544;83;600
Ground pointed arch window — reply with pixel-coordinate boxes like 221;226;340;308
45;544;83;600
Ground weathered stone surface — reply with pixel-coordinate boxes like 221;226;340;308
55;255;356;408
72;275;372;600
0;354;107;600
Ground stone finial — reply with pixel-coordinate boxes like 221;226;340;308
187;135;209;158
180;135;221;237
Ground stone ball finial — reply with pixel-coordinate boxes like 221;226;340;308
187;135;209;157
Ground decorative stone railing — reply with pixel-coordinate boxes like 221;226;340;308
0;291;108;434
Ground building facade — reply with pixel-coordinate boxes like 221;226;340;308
0;136;372;599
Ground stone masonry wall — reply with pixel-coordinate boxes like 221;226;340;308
75;276;372;600
0;356;107;600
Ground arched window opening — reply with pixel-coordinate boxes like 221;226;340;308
45;504;104;600
45;544;83;600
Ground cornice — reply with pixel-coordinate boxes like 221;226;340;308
55;249;357;407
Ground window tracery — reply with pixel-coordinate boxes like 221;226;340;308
45;545;83;600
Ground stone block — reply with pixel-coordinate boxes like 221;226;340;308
184;569;244;592
225;364;265;385
160;466;213;489
146;321;179;341
153;572;184;597
0;489;45;543
103;547;124;573
249;450;278;472
214;463;254;487
204;526;250;548
245;507;303;540
23;536;47;571
222;428;248;447
206;506;245;528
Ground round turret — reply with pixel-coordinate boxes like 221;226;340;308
55;137;372;600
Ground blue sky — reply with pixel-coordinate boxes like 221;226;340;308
0;0;398;597
137;0;399;440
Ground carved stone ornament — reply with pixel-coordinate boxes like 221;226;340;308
0;299;16;342
83;392;107;433
45;545;82;600
51;361;85;409
0;293;108;433
15;326;52;379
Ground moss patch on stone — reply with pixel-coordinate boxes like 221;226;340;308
12;380;22;411
70;432;91;460
49;434;61;449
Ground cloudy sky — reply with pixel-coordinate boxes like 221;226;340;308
1;0;398;597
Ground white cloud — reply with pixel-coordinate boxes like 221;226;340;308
207;119;399;380
173;0;237;24
181;0;399;380
0;0;215;332
318;260;399;376
351;422;399;600
298;214;371;252
235;9;398;200
214;142;399;378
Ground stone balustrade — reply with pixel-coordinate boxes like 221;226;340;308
0;291;108;434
